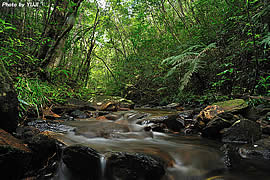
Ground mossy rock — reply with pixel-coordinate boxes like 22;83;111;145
213;99;248;113
196;99;248;126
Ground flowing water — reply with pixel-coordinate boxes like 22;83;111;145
53;109;270;180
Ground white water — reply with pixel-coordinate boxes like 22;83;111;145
52;110;270;180
100;155;107;180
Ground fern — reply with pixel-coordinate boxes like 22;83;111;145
260;32;270;48
162;43;216;91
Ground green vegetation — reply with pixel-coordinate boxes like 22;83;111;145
0;0;269;120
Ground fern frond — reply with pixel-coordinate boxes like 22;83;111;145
260;32;270;48
162;42;216;91
182;44;204;53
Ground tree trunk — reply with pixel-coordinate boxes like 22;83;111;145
37;0;83;80
0;60;18;133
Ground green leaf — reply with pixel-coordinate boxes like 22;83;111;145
5;26;16;31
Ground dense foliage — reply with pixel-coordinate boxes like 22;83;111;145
0;0;270;118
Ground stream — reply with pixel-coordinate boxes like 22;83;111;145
51;109;270;180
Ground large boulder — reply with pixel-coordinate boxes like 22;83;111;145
62;145;101;180
239;137;270;160
105;152;165;180
0;129;32;179
222;119;262;144
137;115;169;133
236;138;270;171
201;117;232;139
201;112;240;138
15;127;62;178
196;105;225;124
196;99;248;125
0;60;19;133
25;133;57;170
163;114;185;132
213;99;248;113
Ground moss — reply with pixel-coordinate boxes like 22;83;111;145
213;99;248;112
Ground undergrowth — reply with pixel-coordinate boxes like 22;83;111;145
14;77;93;120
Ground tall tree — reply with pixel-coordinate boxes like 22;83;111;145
38;0;84;78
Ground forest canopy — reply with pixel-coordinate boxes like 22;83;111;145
0;0;269;119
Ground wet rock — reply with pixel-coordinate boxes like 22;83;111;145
243;107;262;121
201;117;232;139
162;111;195;132
106;152;165;180
27;119;75;133
70;109;89;118
164;114;185;132
165;103;181;109
0;129;31;152
94;111;110;118
179;110;201;133
137;116;169;133
239;137;270;160
104;111;130;121
144;123;168;133
137;116;166;125
0;129;32;179
217;112;241;122
100;102;119;111
145;110;196;133
25;133;57;170
178;110;194;120
222;119;262;144
257;118;270;135
201;112;240;138
61;114;75;121
16;126;40;139
197;99;248;125
196;105;225;124
220;144;241;169
123;111;148;121
255;112;270;135
62;145;101;180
